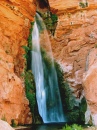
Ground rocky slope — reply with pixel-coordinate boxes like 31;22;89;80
48;0;97;125
0;0;36;124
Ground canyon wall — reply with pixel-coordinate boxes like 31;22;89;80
48;0;97;125
0;0;36;124
1;0;97;126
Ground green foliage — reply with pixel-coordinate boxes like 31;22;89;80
24;70;36;118
67;97;87;122
11;119;17;127
39;11;58;35
79;97;87;122
62;124;71;130
28;22;34;49
62;124;83;130
22;45;30;60
23;69;42;123
72;124;83;130
54;62;87;123
79;1;88;8
22;22;34;68
22;46;30;53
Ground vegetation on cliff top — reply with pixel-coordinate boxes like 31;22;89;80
37;11;58;35
79;1;88;8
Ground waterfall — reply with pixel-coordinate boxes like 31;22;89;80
31;14;65;123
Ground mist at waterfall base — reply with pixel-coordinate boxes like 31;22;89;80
31;14;66;123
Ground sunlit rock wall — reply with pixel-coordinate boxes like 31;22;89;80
0;0;36;124
48;0;97;125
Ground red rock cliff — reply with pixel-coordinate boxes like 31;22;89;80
48;0;97;125
0;0;36;124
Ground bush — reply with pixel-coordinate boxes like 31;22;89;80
22;70;36;122
28;22;34;49
37;11;58;35
11;119;17;127
79;1;88;8
62;124;83;130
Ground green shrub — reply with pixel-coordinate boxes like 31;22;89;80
37;11;58;35
24;70;36;114
62;124;71;130
22;70;42;123
79;1;88;8
72;124;83;130
62;124;83;130
22;45;30;60
28;22;34;49
11;119;17;127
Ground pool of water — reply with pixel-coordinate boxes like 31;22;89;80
16;123;65;130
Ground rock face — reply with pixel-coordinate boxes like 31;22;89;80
48;0;97;125
83;48;97;125
0;120;14;130
0;0;36;124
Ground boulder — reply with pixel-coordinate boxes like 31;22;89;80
0;120;14;130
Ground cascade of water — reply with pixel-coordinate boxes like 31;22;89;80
31;14;65;123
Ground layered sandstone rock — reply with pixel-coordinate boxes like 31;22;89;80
83;48;97;125
48;0;97;125
0;120;14;130
0;0;36;124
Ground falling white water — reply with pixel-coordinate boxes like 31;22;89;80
31;14;65;123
